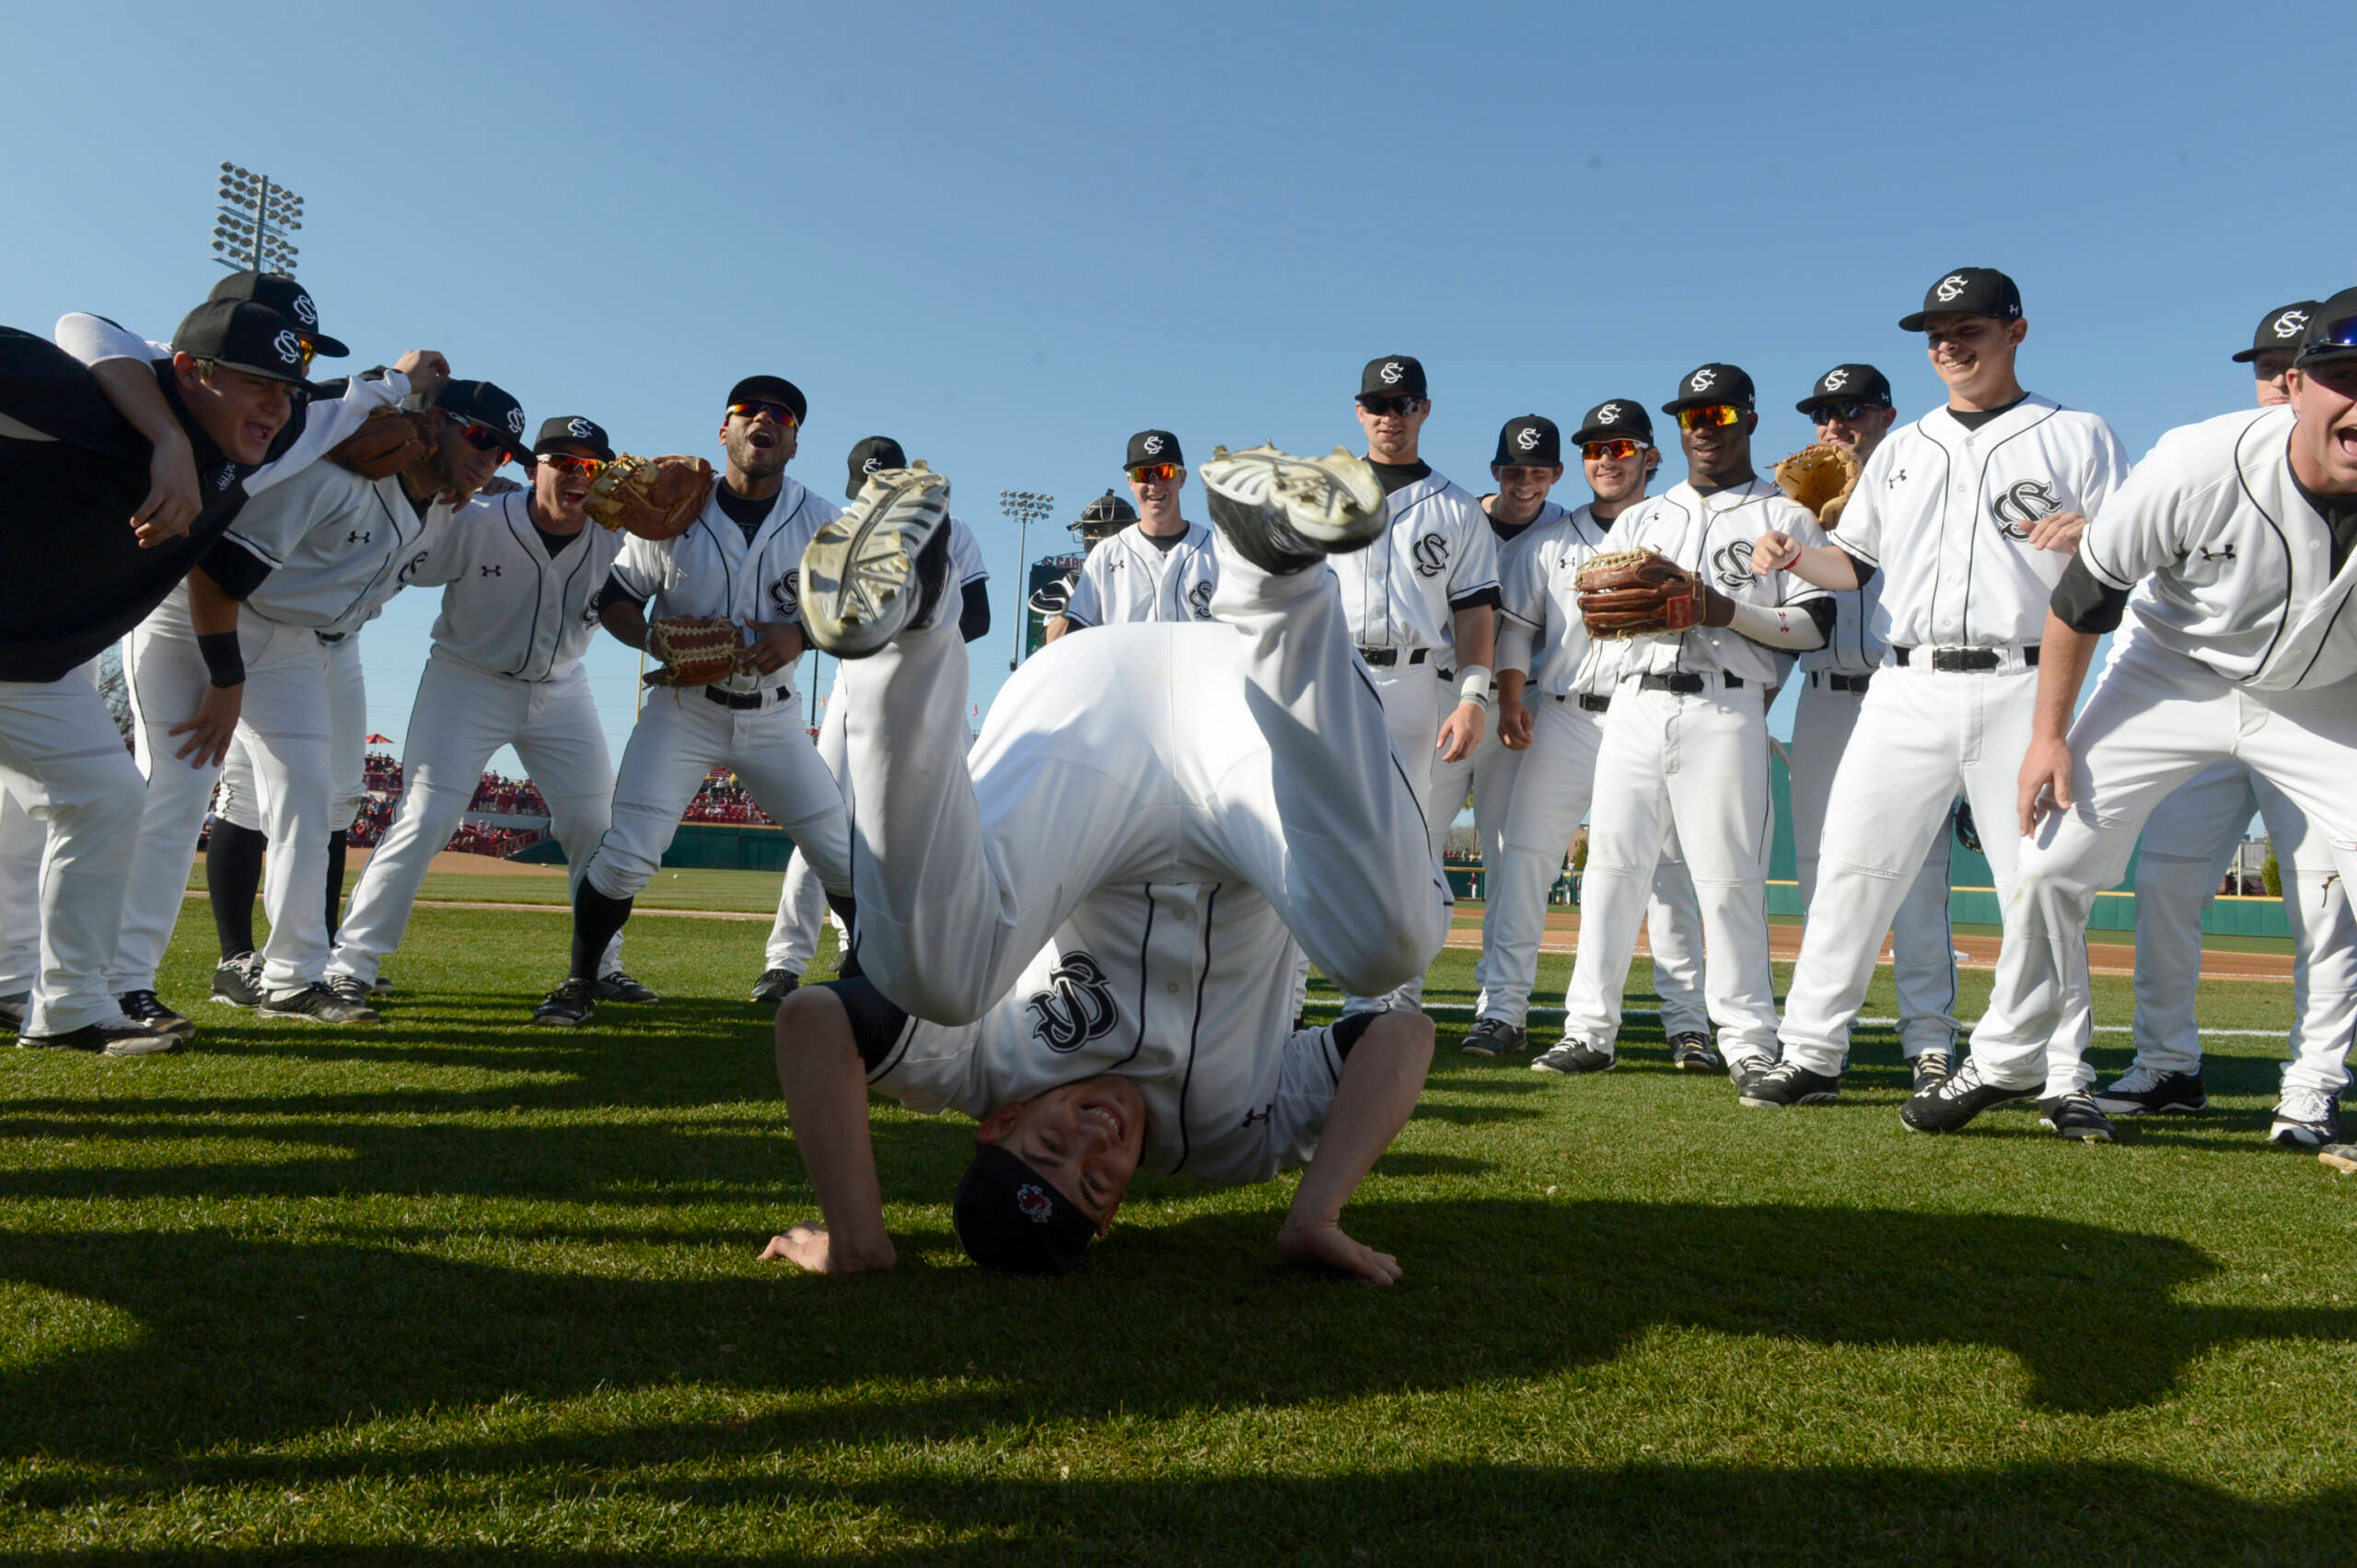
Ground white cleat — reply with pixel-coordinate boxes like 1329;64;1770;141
1199;445;1388;575
799;463;951;657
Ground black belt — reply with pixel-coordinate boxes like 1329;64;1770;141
1638;671;1745;694
703;684;793;711
1892;645;2039;671
1358;647;1430;668
316;632;348;645
1808;671;1873;692
1577;693;1611;712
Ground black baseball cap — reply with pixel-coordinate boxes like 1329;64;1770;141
204;272;349;358
846;436;908;497
169;299;327;393
530;416;614;461
1661;364;1755;415
1492;414;1561;467
2234;300;2320;363
2293;286;2357;370
725;375;807;425
1796;364;1894;414
434;379;529;462
1570;399;1654;447
1899;267;2024;331
1360;354;1428;401
951;1143;1097;1274
1126;429;1184;470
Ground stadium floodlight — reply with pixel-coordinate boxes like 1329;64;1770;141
212;164;305;274
999;490;1055;670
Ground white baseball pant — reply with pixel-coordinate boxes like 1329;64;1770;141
1788;677;1961;1057
2127;760;2356;1098
331;656;621;986
0;667;143;1033
1779;658;2042;1079
1646;829;1711;1039
1427;707;1522;1015
215;633;369;834
0;772;49;998
1480;694;1606;1027
1339;658;1447;1014
1973;638;2357;1096
1560;678;1781;1063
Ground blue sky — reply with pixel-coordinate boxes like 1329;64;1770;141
7;0;2345;769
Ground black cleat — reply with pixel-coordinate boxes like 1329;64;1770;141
2039;1091;2118;1144
1741;1062;1842;1108
260;981;380;1025
117;989;195;1042
0;989;26;1032
1459;1016;1525;1057
595;970;660;1004
1910;1049;1955;1093
1901;1057;2038;1133
532;978;597;1028
324;974;373;1009
1726;1054;1776;1095
749;968;800;1005
1531;1040;1615;1075
800;464;952;657
1199;444;1388;575
19;1018;180;1057
2091;1065;2206;1117
209;953;265;1008
1668;1031;1724;1073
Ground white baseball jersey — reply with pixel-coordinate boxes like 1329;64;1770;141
1328;468;1499;650
946;514;988;592
2085;405;2357;691
1616;480;1831;686
405;492;628;681
1839;395;2131;649
607;475;840;704
220;460;459;634
1796;577;1888;676
1060;521;1218;627
1493;500;1623;696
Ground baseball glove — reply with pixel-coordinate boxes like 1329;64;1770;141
1773;442;1862;528
1574;549;1709;638
587;454;715;540
326;407;437;481
643;615;744;687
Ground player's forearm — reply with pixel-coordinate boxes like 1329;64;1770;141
2032;611;2099;742
88;355;189;461
599;597;649;650
1041;616;1071;644
1450;605;1496;672
1496;668;1528;707
773;1002;896;1265
1785;544;1862;591
1287;1017;1433;1231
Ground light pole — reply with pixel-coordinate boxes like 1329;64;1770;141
212;164;303;274
999;489;1054;671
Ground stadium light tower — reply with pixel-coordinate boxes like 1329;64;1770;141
212;163;304;274
999;489;1054;671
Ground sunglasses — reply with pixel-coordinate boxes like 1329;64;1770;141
1676;403;1744;432
727;400;800;429
1812;401;1882;424
1581;438;1643;462
537;453;607;477
2306;315;2357;354
1128;462;1180;483
1357;394;1425;417
443;414;509;454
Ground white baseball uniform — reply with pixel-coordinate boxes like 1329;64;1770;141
1559;479;1832;1063
766;517;987;974
1325;464;1497;1011
329;492;636;985
586;478;850;903
1776;394;2132;1080
1645;829;1711;1038
215;631;369;834
839;533;1449;1179
1057;520;1217;629
1972;405;2357;1095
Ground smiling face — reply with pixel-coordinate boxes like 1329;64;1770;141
434;412;511;497
1813;403;1898;459
721;402;796;484
1678;408;1756;487
1355;396;1431;465
530;442;601;529
1585;444;1654;506
173;355;296;465
976;1074;1149;1231
1128;464;1186;528
1922;312;2028;408
2287;362;2357;494
1490;462;1563;517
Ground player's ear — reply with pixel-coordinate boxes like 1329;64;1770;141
2007;317;2029;349
975;1101;1026;1144
1095;1189;1125;1237
1550;463;1565;484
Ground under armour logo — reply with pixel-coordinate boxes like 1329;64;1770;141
272;330;303;366
1887;469;1908;487
2197;542;2238;563
1822;368;1851;392
1514;426;1540;452
2272;310;2310;341
1712;539;1756;590
1143;434;1166;455
566;417;596;440
1990;478;2061;540
1596;402;1623;424
1025;952;1120;1052
1241;1105;1272;1129
215;468;236;491
1935;273;1969;303
346;528;372;545
1689;368;1716;392
480;563;502;576
1379;361;1404;385
1412;532;1449;577
505;408;527;436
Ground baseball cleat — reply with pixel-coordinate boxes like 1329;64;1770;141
210;953;265;1007
1740;1062;1841;1108
595;970;660;1005
0;990;27;1032
117;989;195;1042
750;968;800;1005
2039;1091;2118;1144
2319;1144;2357;1174
2268;1090;2341;1149
1725;1054;1776;1095
1900;1057;2038;1133
1199;444;1388;575
1459;1017;1524;1057
2092;1065;2207;1117
1910;1049;1955;1092
324;975;373;1009
371;974;393;994
18;1017;180;1057
1531;1040;1615;1075
798;463;951;657
260;981;381;1026
1668;1031;1724;1073
531;978;597;1028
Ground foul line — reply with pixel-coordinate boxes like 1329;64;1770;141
1411;999;2284;1039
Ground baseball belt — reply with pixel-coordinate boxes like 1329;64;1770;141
1545;693;1614;712
1891;645;2040;671
1638;671;1747;694
702;684;794;711
1807;671;1873;692
1358;647;1430;668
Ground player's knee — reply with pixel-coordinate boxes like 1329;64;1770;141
774;985;858;1071
1363;1007;1435;1069
76;758;147;831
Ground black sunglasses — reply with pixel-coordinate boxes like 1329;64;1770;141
1812;401;1885;423
444;415;507;454
1358;394;1425;417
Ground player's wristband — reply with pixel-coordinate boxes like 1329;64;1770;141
196;632;244;689
1457;664;1493;708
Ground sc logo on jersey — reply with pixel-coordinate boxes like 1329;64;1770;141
1026;952;1120;1053
1411;533;1450;577
1187;579;1215;620
1711;540;1756;590
1991;479;2061;540
767;576;798;621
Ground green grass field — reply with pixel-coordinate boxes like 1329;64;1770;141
2;873;2352;1562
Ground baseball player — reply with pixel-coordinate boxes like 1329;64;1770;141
113;377;519;1028
2090;300;2357;1135
1042;430;1216;640
751;436;992;1005
1741;268;2131;1119
1532;366;1832;1082
766;443;1448;1280
1329;355;1500;1015
1779;364;1963;1088
323;416;654;1004
1906;287;2357;1150
534;376;853;1027
0;293;410;1052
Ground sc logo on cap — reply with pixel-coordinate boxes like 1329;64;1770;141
271;330;303;366
506;408;527;437
1822;368;1851;392
862;457;882;474
290;292;319;328
1379;361;1404;385
1143;434;1165;456
2274;310;2310;340
1935;273;1969;303
1514;426;1540;452
1689;368;1716;392
567;417;597;440
1595;402;1623;424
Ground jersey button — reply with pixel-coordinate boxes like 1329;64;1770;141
1166;981;1181;994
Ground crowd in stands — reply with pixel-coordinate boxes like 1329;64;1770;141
446;820;540;858
362;750;401;793
347;798;397;848
680;769;776;826
469;772;548;816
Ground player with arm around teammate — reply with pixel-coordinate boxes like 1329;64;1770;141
765;440;1449;1279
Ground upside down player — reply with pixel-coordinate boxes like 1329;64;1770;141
763;444;1450;1280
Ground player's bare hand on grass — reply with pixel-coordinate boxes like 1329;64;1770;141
759;1224;895;1274
1277;1220;1402;1286
133;435;201;547
2018;735;2074;835
1436;701;1485;763
393;350;451;400
2026;510;2088;552
744;620;804;676
170;684;241;766
1751;530;1803;574
1499;697;1534;750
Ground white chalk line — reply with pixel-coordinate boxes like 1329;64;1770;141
1403;1000;2282;1039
